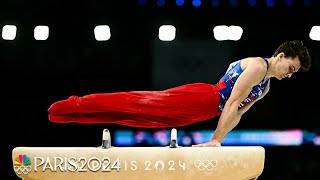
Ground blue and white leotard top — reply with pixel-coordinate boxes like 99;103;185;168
215;58;270;112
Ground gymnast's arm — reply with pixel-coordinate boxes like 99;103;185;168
237;81;270;115
193;59;267;147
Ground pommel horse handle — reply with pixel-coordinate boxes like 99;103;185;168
12;146;265;180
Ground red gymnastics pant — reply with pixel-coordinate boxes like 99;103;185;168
48;83;221;128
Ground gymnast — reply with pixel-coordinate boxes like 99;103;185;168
48;40;311;147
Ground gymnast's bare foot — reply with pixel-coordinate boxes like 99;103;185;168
48;95;79;115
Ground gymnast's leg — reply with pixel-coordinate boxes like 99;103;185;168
49;112;197;128
48;83;220;127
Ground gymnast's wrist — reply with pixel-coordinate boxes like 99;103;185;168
211;133;223;143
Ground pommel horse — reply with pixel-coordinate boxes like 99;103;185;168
12;129;265;180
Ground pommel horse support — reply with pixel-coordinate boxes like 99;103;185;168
12;129;265;180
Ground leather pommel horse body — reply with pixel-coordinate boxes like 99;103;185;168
12;146;265;180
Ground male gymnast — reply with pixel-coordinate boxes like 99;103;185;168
48;40;311;147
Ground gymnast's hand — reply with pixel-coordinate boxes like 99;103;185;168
192;140;221;147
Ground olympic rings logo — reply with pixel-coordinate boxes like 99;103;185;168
14;165;32;175
193;160;218;171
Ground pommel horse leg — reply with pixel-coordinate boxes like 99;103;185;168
12;129;265;180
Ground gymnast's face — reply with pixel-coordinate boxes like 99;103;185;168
275;53;301;80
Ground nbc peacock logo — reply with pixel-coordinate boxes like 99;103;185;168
13;154;32;175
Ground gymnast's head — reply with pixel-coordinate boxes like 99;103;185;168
271;40;311;79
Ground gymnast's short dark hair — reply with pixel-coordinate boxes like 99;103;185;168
273;40;312;72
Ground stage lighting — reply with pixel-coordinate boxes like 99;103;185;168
192;0;201;7
2;25;17;40
34;25;49;40
213;25;243;41
158;25;176;41
285;0;294;7
176;0;184;6
94;25;111;41
157;0;165;7
266;0;274;7
137;0;147;6
248;0;256;7
211;0;220;6
229;0;238;7
228;25;243;41
309;26;320;41
213;25;229;41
